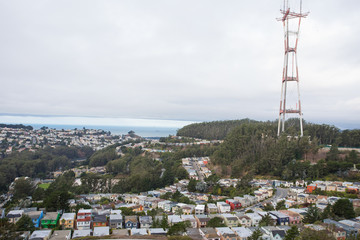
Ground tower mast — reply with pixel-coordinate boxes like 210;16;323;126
277;0;308;137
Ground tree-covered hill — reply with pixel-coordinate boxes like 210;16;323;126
177;118;360;147
0;146;94;192
176;119;260;140
209;120;360;180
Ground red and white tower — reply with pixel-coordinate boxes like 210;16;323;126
277;0;308;137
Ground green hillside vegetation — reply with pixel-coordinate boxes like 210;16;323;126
0;146;94;192
177;118;360;147
176;119;259;140
209;121;360;180
88;144;119;167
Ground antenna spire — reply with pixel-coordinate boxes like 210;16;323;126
277;0;309;137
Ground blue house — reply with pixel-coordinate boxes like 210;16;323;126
27;210;44;228
124;216;138;229
270;211;290;226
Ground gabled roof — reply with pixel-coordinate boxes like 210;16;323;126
271;230;286;238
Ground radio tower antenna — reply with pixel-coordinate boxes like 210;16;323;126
277;0;309;137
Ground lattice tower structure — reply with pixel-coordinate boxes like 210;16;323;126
277;0;309;137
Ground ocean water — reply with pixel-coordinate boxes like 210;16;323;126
31;124;178;138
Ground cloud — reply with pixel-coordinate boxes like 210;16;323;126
0;0;359;128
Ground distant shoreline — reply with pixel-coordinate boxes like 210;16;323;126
30;124;178;138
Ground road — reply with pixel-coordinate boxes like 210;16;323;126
237;187;289;213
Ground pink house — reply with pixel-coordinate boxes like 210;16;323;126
279;210;301;224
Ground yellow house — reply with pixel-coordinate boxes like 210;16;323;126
60;213;76;229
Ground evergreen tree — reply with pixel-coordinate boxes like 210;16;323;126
160;214;169;230
248;229;263;240
168;221;191;236
259;214;273;226
303;205;321;224
15;215;35;231
187;179;197;192
207;217;226;228
284;225;299;240
332;199;356;219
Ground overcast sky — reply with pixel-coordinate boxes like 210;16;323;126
0;0;359;129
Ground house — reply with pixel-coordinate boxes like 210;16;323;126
317;184;327;191
220;214;239;227
168;215;183;226
186;228;203;240
207;203;218;214
215;227;239;240
199;228;220;240
72;229;92;238
237;215;252;227
93;226;110;237
337;186;346;192
49;230;71;240
217;202;231;213
307;184;317;193
93;214;108;228
245;213;262;226
77;209;92;218
297;194;308;203
287;208;307;220
325;224;347;240
226;199;241;210
26;210;43;228
326;185;337;192
195;214;210;228
324;219;358;239
285;200;297;208
182;205;195;215
243;195;257;205
139;216;153;229
270;211;290;226
295;180;305;187
77;209;92;230
234;197;251;208
109;214;123;229
41;212;60;229
124;216;138;229
110;209;122;215
279;210;301;224
316;195;328;205
307;195;318;204
149;228;167;236
270;229;286;240
256;211;278;226
6;210;24;223
232;227;252;240
182;215;197;228
195;205;205;215
158;200;171;211
131;228;148;236
29;230;52;240
59;213;76;229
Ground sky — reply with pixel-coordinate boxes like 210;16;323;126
0;0;359;129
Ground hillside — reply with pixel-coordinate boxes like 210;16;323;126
176;119;260;140
177;118;360;146
177;119;360;180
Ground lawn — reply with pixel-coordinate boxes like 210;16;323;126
38;183;50;189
